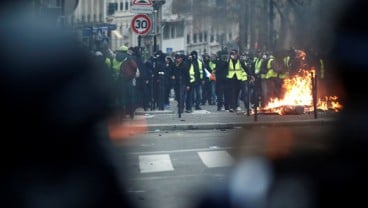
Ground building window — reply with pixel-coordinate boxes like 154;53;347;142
193;34;197;43
107;3;118;15
187;34;190;44
176;22;184;37
126;2;129;10
120;2;124;10
229;32;232;41
171;26;175;38
210;34;214;42
163;24;170;39
99;13;103;22
204;32;208;42
199;32;203;42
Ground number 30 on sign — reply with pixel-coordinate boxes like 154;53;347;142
131;14;152;35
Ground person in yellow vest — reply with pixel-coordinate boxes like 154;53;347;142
186;50;204;112
105;45;129;113
252;50;264;108
264;53;285;101
259;51;270;108
105;45;138;121
202;53;217;105
226;49;254;112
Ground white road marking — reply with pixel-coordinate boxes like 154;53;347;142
127;146;237;155
139;154;174;173
198;151;234;168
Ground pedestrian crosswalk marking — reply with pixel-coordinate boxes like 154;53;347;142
197;151;234;168
139;154;174;173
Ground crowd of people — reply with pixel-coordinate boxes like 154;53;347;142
2;1;367;208
95;45;329;119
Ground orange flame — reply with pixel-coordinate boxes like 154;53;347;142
262;69;342;114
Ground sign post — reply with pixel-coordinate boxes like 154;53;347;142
131;0;153;14
131;14;152;35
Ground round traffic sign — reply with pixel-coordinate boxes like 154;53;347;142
131;14;152;35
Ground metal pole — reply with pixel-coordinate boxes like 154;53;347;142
311;71;318;119
254;79;258;122
153;35;157;53
151;61;155;111
246;81;250;116
178;77;182;118
153;4;158;53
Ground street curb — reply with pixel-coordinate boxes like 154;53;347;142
138;118;337;132
135;110;174;115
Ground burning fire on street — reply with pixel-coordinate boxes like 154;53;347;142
260;69;343;115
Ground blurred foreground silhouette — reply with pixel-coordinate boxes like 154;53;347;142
0;2;135;208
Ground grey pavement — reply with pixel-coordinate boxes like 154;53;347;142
131;98;339;131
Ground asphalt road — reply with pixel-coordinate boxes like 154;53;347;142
112;124;337;208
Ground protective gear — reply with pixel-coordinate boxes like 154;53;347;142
118;45;128;52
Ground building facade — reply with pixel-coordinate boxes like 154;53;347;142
50;0;239;56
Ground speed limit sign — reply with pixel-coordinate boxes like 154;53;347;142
131;14;152;35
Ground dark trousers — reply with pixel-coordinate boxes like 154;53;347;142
175;83;186;113
216;80;225;109
153;75;166;110
226;78;242;110
187;82;202;110
240;81;250;109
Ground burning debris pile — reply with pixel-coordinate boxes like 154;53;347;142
260;69;342;115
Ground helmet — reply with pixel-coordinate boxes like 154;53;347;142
118;45;128;52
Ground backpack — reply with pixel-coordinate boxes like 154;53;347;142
120;57;137;79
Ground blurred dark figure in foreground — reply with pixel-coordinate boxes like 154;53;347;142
0;2;135;208
194;1;367;208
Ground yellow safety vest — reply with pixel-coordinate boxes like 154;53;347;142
227;59;247;80
189;59;203;83
266;58;278;79
254;57;262;75
283;56;290;69
278;56;290;79
209;61;216;81
105;57;127;81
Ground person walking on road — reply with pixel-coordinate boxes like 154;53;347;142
173;54;190;114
